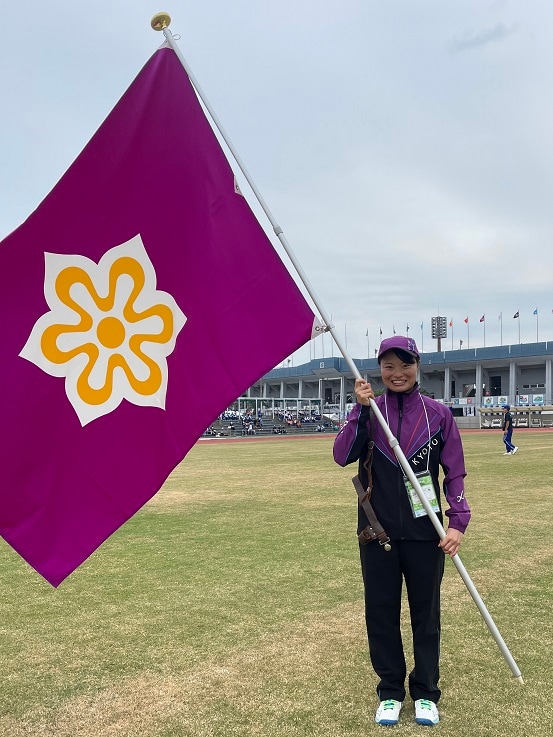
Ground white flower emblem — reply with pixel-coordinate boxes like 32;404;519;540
20;234;186;426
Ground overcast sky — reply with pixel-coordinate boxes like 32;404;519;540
2;1;553;365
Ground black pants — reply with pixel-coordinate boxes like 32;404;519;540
359;539;445;703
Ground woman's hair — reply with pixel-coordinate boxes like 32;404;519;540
378;348;420;365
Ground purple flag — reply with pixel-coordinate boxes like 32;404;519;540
0;47;318;586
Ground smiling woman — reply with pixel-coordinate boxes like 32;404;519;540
378;345;419;394
333;334;470;727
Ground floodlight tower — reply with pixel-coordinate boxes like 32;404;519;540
431;316;447;352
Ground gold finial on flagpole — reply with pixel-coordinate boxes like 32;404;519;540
151;12;171;31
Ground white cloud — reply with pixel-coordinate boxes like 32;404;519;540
449;22;521;53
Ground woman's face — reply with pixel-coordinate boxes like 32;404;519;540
379;351;419;393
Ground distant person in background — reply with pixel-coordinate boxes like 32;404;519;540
502;405;518;455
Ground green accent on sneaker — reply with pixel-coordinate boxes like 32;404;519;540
375;699;403;726
414;698;440;726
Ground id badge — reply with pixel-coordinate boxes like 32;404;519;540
403;472;440;519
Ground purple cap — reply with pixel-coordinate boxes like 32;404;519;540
377;335;420;360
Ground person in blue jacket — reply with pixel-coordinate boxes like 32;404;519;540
333;335;471;727
501;405;518;455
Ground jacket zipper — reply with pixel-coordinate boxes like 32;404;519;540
397;394;404;537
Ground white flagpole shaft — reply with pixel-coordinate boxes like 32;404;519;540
155;18;523;684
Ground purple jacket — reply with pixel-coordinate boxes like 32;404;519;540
333;387;471;539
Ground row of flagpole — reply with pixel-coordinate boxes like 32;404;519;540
456;310;541;348
318;309;547;359
446;309;542;349
153;14;522;683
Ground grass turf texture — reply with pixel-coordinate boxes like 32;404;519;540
1;431;552;736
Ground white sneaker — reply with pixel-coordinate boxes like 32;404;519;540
511;446;518;454
375;699;403;726
414;699;440;726
503;451;510;455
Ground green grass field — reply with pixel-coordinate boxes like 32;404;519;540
1;430;552;736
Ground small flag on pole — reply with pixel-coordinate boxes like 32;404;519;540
0;47;318;586
464;316;469;324
533;308;538;315
479;315;485;322
513;311;519;319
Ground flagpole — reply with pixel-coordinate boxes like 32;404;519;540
152;13;523;683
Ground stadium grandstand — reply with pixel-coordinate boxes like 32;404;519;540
213;341;553;433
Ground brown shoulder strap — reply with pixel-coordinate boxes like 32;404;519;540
353;407;391;550
352;474;391;550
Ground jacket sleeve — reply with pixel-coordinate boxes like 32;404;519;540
438;407;471;533
333;403;371;467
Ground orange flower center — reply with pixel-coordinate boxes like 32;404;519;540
96;316;126;349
